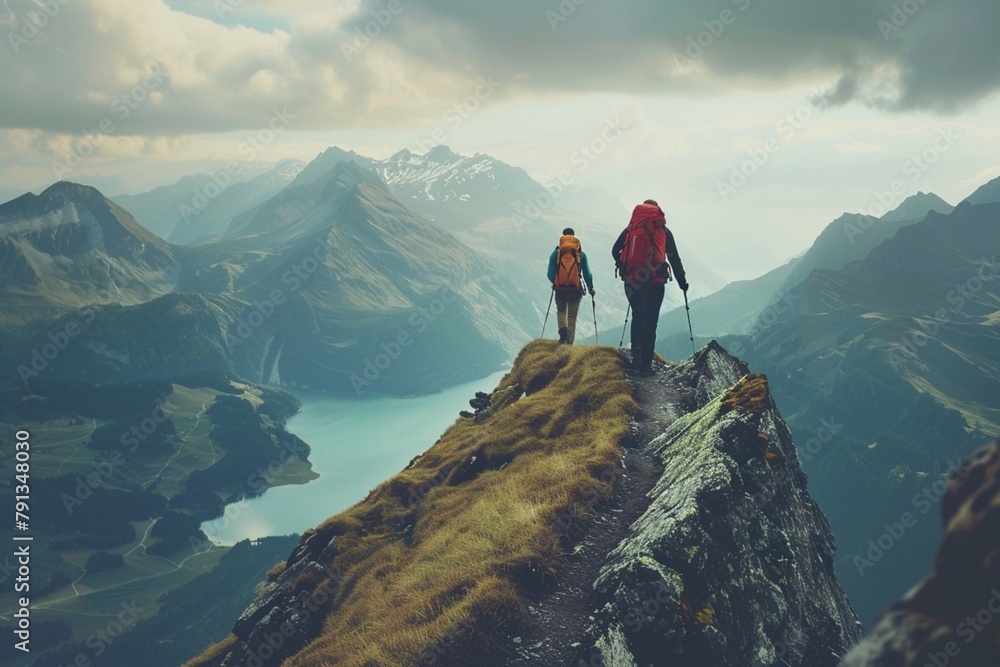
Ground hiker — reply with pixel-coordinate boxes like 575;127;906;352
612;200;688;375
547;228;595;345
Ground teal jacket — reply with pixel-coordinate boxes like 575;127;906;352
547;248;594;293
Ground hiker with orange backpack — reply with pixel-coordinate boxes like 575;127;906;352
547;228;595;345
612;200;688;375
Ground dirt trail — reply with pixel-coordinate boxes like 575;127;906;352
497;358;693;666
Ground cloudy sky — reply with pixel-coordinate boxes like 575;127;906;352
1;0;999;279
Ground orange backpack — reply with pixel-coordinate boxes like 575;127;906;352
554;235;582;291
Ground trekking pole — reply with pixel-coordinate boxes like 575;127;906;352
540;288;555;339
591;293;598;345
684;291;695;355
619;305;631;348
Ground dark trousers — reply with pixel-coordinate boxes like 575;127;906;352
625;282;665;370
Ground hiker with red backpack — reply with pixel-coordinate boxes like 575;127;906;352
547;228;595;345
612;200;688;376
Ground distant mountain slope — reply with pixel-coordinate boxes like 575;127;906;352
375;145;549;228
880;191;954;222
169;159;306;244
373;146;727;303
732;199;1000;625
780;192;953;291
270;144;556;231
1;174;536;395
113;175;214;239
222;158;386;242
285;147;727;335
113;160;306;244
2;291;245;384
0;182;178;325
961;173;1000;205
658;192;955;344
660;256;801;342
283;146;374;188
206;161;537;393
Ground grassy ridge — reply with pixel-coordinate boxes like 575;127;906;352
192;341;636;667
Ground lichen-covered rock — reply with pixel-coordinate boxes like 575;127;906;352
839;441;1000;667
209;531;342;667
588;343;862;666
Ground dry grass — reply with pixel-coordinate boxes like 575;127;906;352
191;635;237;665
720;374;771;416
267;560;287;580
251;341;636;667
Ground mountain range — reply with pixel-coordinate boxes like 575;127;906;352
0;155;548;666
0;160;536;394
111;159;306;243
657;190;957;341
710;180;1000;625
112;145;728;335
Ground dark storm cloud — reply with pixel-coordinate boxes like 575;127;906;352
347;0;1000;112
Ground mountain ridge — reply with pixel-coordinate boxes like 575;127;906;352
961;173;1000;206
188;341;861;667
658;189;963;344
110;160;307;242
0;174;536;395
0;181;179;324
731;198;1000;625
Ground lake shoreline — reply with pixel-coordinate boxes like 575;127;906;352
200;370;509;545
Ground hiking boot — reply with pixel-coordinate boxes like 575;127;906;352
558;327;569;344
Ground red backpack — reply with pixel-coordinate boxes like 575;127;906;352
554;235;583;290
619;204;668;283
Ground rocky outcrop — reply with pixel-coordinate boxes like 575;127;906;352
580;343;862;666
840;441;1000;667
189;342;861;667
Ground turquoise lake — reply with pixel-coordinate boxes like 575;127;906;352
200;371;508;544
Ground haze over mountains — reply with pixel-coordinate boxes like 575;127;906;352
1;154;553;394
659;190;958;341
112;145;728;330
707;180;1000;624
125;159;308;245
7;0;1000;660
